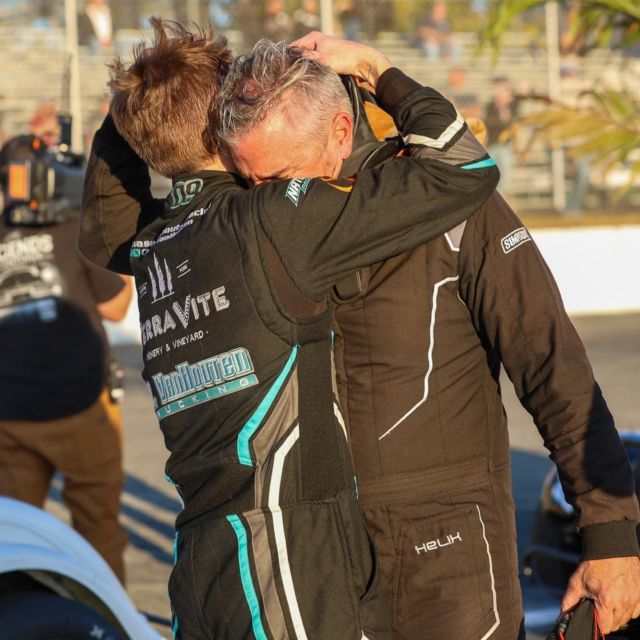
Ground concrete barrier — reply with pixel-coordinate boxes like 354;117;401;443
532;225;640;315
105;224;640;345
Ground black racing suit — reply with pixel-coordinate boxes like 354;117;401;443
331;190;640;639
80;69;499;639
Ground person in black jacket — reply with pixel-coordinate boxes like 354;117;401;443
81;24;640;637
0;134;131;583
79;21;498;639
191;32;640;640
294;34;640;640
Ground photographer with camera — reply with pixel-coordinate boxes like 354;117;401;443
0;130;131;584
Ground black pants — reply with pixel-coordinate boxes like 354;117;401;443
169;488;391;640
359;461;525;640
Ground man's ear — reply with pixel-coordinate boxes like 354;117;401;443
330;111;354;160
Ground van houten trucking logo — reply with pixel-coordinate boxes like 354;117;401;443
151;347;258;419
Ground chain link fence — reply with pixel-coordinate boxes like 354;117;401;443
1;0;638;214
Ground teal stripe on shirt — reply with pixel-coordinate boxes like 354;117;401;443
237;345;299;465
461;157;497;170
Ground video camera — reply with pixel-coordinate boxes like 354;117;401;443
1;114;85;226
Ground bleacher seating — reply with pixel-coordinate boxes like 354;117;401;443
1;24;636;212
366;30;633;211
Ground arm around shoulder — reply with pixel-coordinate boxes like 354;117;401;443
80;114;162;274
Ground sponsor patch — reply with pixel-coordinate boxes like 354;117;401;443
415;531;463;555
285;178;311;206
0;233;54;265
130;204;211;257
169;178;204;209
139;282;230;347
0;233;63;314
501;227;531;254
151;347;258;419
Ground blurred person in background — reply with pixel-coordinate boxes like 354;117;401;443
78;0;113;53
0;131;131;584
417;0;459;61
445;66;486;147
471;0;488;16
336;0;361;41
565;154;591;214
264;0;292;42
31;0;61;30
292;0;320;40
209;0;234;30
622;22;640;59
484;75;520;202
446;65;481;119
361;0;391;39
28;100;60;150
233;0;263;48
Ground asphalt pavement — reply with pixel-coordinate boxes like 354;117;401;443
45;312;640;638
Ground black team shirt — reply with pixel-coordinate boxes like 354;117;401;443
0;216;124;420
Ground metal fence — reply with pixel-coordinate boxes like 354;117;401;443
1;0;638;214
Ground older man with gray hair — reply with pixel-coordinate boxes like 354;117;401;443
216;39;357;185
216;33;640;640
80;23;498;639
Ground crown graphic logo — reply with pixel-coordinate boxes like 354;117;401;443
148;254;174;303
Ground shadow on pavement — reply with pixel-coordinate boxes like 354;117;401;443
511;448;553;560
49;472;180;565
124;528;173;565
124;474;181;513
511;448;563;639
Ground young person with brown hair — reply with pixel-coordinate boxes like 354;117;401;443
80;20;498;639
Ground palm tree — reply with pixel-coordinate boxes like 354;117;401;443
481;1;640;187
484;1;640;53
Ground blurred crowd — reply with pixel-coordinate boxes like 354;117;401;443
0;0;639;212
2;0;640;54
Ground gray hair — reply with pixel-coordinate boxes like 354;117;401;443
215;39;353;148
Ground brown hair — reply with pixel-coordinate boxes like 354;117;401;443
109;19;232;177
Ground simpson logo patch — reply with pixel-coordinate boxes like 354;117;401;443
285;178;311;206
501;227;531;254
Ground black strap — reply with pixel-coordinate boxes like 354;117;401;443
296;316;351;501
547;600;604;640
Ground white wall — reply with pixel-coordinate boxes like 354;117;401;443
105;224;640;345
531;225;640;315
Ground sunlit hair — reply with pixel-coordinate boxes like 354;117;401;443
215;39;353;149
109;18;232;177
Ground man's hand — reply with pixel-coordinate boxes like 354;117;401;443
561;557;640;633
290;32;391;88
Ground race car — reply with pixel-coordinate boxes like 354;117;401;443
0;496;164;640
523;430;640;590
